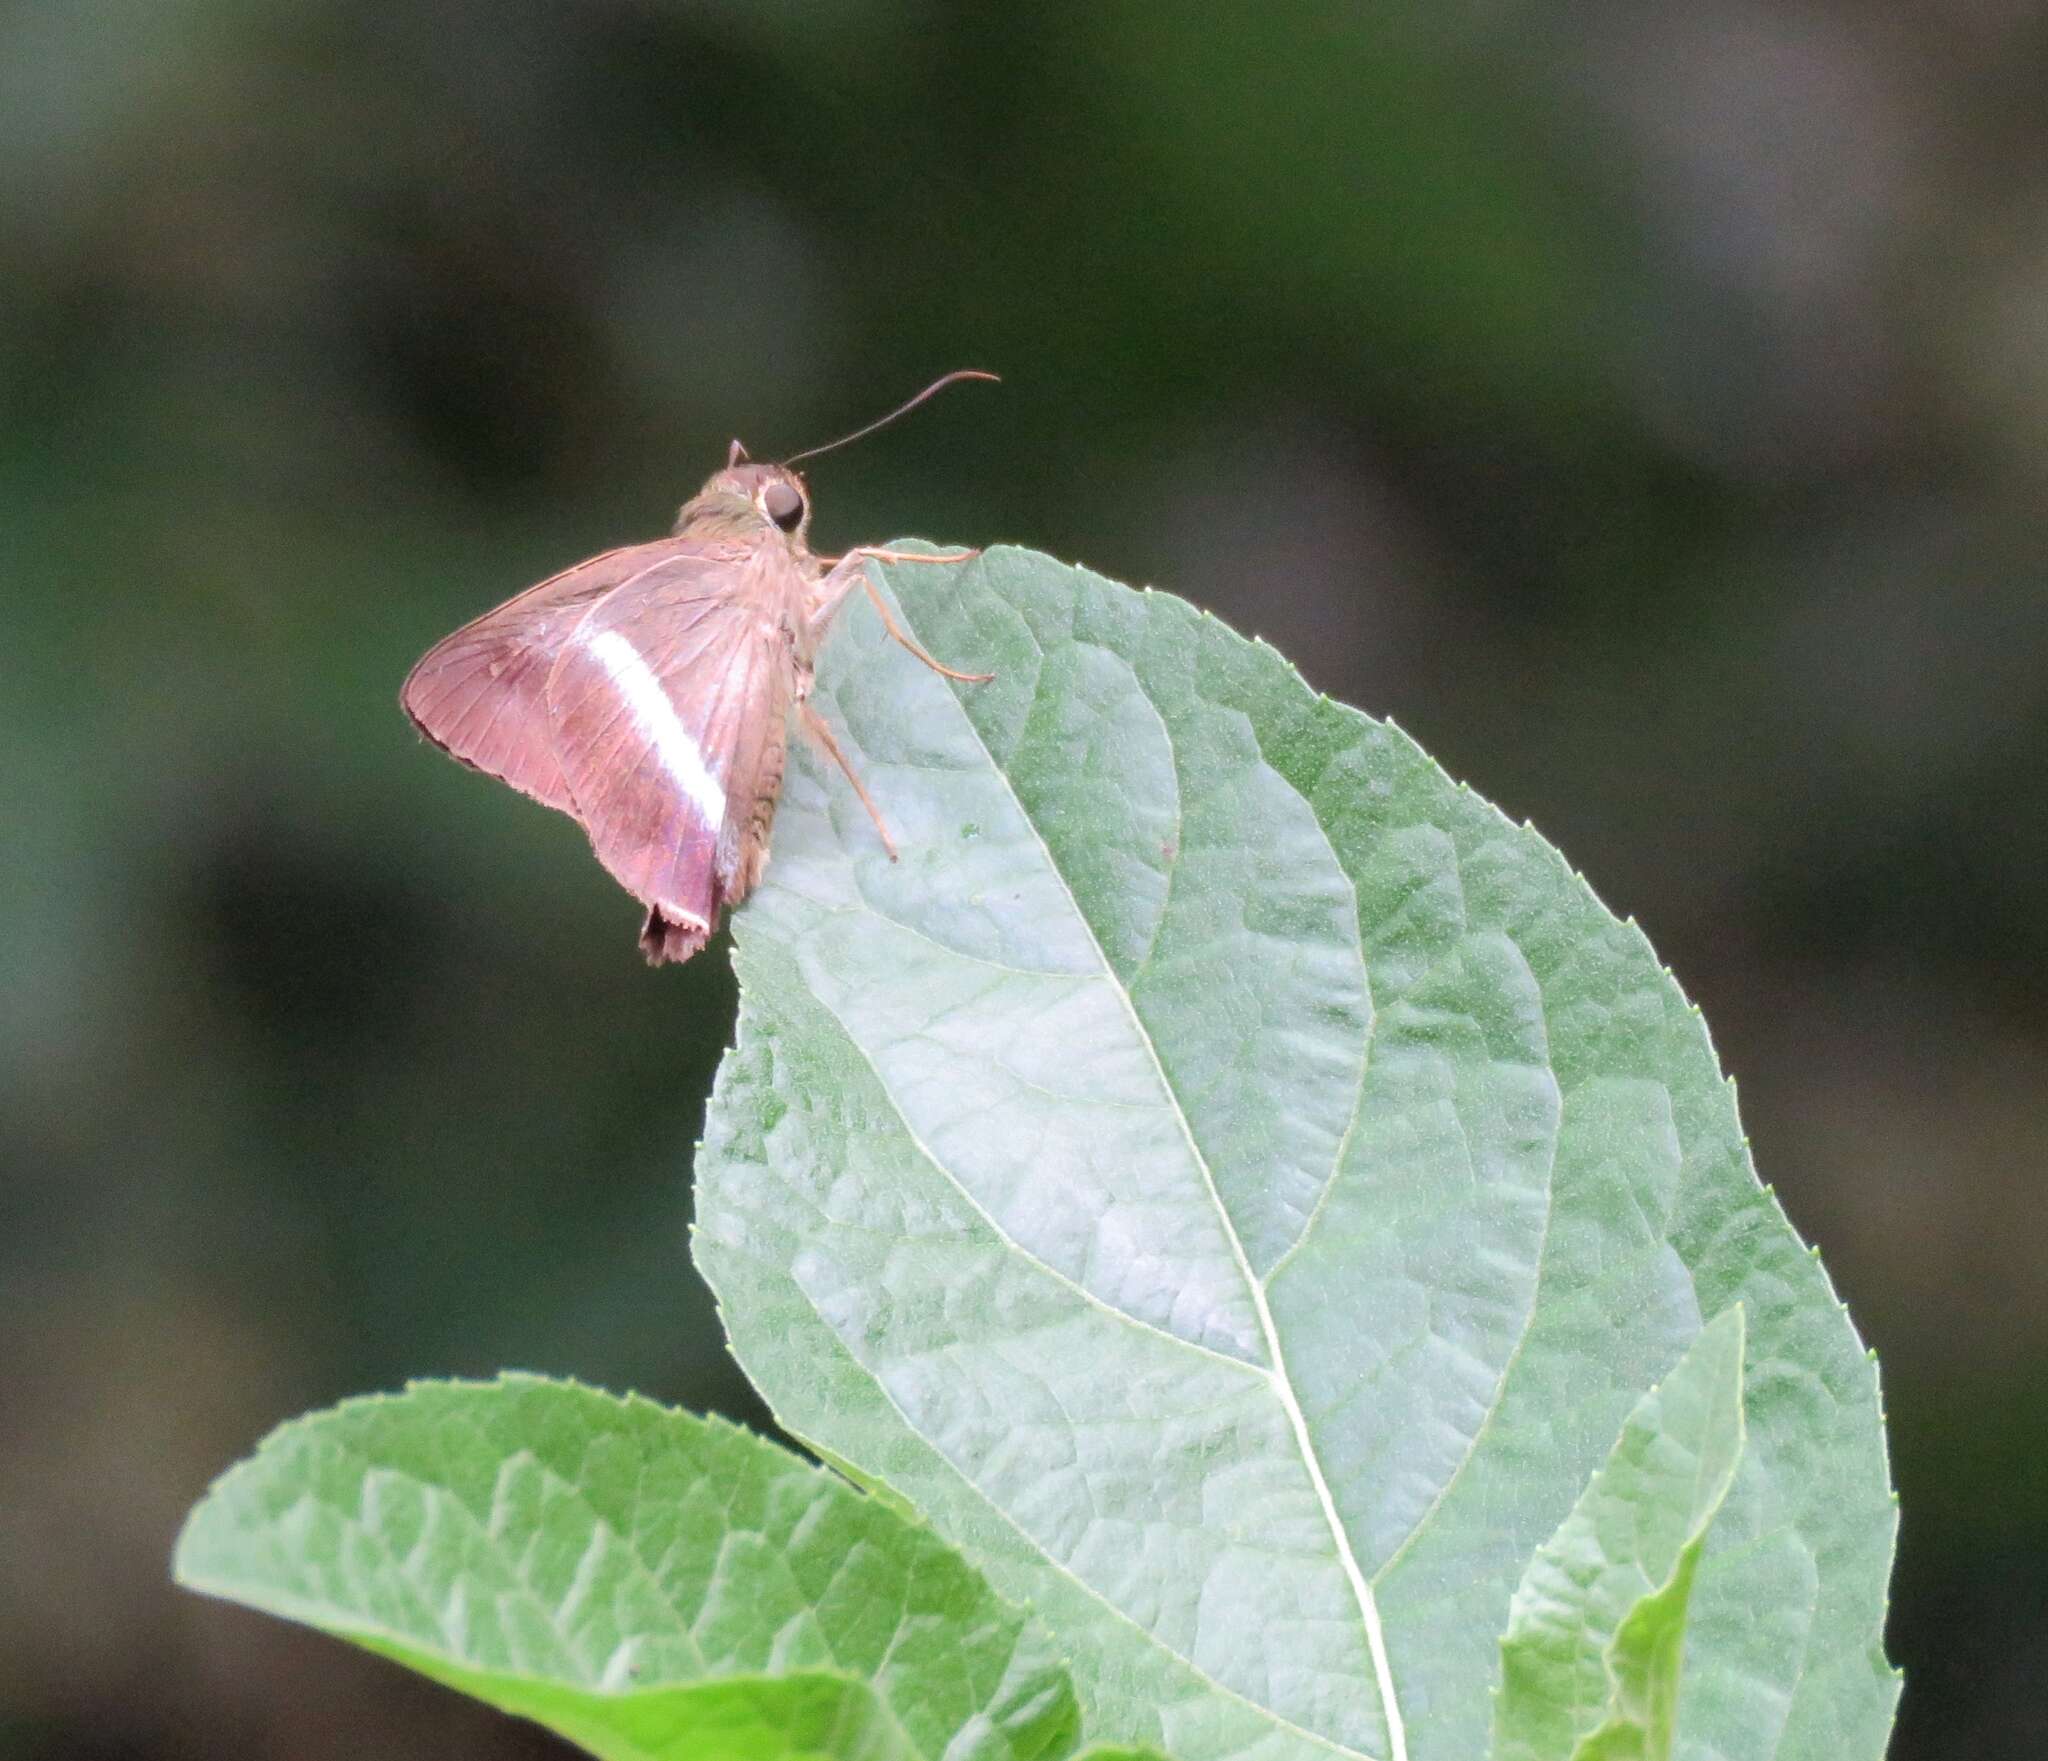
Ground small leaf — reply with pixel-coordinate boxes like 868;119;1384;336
695;546;1897;1761
174;1375;1154;1761
1493;1306;1746;1761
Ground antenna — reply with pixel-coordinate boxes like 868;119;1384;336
783;370;998;468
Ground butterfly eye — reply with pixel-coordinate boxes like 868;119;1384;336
763;481;805;531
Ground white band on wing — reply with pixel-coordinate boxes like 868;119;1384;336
584;628;729;831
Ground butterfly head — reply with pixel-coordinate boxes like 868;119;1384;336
674;458;812;549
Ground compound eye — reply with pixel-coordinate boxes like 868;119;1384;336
763;480;804;531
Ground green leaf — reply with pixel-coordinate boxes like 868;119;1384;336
173;1375;1158;1761
694;546;1897;1761
1493;1305;1746;1761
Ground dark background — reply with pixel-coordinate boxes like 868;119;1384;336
3;4;2042;1758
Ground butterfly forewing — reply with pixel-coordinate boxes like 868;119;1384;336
541;558;796;963
400;540;683;814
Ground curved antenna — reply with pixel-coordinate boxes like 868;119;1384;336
783;370;998;468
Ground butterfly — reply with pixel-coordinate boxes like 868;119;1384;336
401;373;994;965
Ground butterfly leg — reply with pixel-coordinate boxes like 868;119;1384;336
797;701;900;861
808;551;993;682
855;573;994;682
854;546;979;565
812;547;979;571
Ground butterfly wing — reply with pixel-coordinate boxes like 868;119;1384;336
541;559;797;964
401;539;688;814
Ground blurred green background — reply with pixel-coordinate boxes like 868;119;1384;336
3;3;2042;1757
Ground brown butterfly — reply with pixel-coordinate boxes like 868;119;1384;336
401;372;994;965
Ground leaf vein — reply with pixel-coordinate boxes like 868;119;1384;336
888;579;1411;1761
789;972;1270;1376
778;1244;1385;1761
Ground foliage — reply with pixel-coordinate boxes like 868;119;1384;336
694;549;1895;1760
180;551;1895;1760
1493;1308;1745;1761
176;1376;1155;1761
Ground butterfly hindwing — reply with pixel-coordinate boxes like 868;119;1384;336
541;559;797;962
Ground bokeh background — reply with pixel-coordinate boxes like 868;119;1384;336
4;4;2043;1757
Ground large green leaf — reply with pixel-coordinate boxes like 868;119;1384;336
174;1375;1155;1761
1494;1305;1746;1761
694;547;1897;1761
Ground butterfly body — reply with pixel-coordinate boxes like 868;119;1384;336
403;456;984;965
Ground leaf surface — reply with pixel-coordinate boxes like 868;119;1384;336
695;546;1897;1761
1494;1305;1746;1761
174;1375;1151;1761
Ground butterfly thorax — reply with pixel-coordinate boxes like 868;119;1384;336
671;491;775;546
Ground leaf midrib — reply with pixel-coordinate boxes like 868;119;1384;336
859;573;1411;1761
